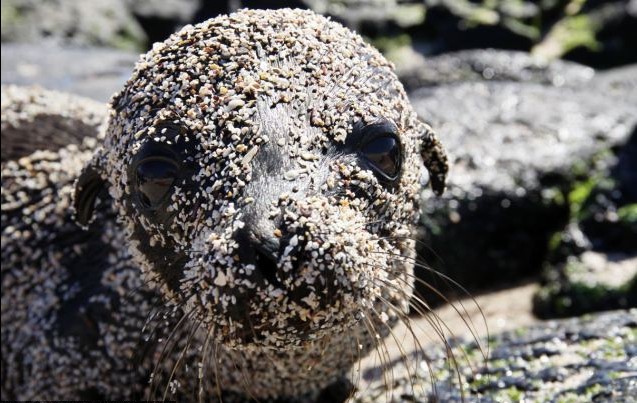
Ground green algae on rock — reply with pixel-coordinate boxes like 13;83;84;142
356;309;637;402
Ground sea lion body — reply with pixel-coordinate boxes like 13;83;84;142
1;9;447;401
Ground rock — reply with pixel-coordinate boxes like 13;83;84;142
1;85;106;162
356;309;637;402
593;64;637;105
614;122;637;200
1;0;147;50
533;130;637;318
126;0;200;46
408;59;636;298
127;0;199;22
534;251;637;319
396;49;595;92
1;44;138;102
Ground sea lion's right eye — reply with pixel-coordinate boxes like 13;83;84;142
135;157;179;209
354;120;403;184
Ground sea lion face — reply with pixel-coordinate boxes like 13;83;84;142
75;9;447;348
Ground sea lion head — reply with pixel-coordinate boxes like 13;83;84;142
74;8;448;349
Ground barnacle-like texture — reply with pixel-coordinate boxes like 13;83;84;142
2;8;446;401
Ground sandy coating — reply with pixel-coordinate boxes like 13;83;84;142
102;8;427;348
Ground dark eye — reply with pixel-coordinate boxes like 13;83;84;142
360;134;402;180
135;158;179;209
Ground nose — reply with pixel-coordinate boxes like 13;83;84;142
235;228;282;287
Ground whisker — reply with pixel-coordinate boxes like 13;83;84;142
130;298;169;378
368;304;420;398
373;276;475;401
408;270;487;362
377;273;484;375
373;292;440;399
235;349;261;402
148;308;195;400
378;234;445;265
400;265;488;362
161;315;201;402
361;308;394;402
198;325;214;403
370;248;489;358
212;337;224;403
348;332;365;401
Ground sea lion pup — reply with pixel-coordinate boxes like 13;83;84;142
1;8;448;401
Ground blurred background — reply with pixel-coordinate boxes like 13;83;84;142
2;0;635;328
2;0;636;67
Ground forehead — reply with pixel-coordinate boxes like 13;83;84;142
110;9;410;151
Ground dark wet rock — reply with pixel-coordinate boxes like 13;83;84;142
0;0;147;50
536;366;568;382
357;309;637;402
532;250;636;320
127;0;200;46
613;122;637;200
1;44;138;102
373;0;636;87
409;62;636;298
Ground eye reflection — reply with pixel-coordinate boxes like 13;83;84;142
136;159;178;208
361;135;401;179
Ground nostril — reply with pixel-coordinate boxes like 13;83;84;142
235;228;282;287
254;248;281;287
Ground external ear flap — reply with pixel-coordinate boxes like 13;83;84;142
74;163;106;228
419;123;449;196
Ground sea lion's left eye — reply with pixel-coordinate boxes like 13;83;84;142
135;157;179;209
360;134;402;181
